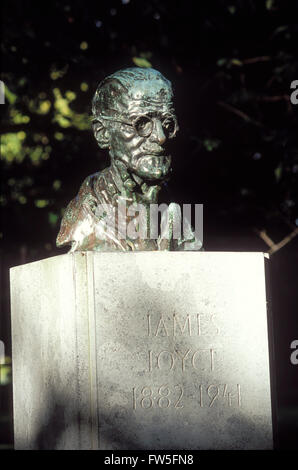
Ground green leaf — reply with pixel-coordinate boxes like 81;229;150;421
35;199;49;208
132;57;152;68
48;212;59;226
217;58;227;67
230;58;243;66
0;359;12;386
266;0;274;10
274;165;282;182
4;85;17;104
203;138;221;152
272;25;288;37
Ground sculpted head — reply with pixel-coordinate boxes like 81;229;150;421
91;68;178;182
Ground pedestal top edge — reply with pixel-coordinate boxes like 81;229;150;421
9;250;269;271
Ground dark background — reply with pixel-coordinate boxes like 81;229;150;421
1;0;297;450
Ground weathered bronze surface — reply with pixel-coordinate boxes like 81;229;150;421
56;67;201;252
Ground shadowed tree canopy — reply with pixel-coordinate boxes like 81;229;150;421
1;0;298;449
1;0;298;257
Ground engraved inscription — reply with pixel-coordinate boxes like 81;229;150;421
148;348;217;372
136;312;243;415
204;383;242;408
132;384;184;410
132;384;241;410
147;314;220;337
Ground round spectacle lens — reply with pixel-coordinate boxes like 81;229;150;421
134;115;177;138
135;116;153;137
162;117;177;138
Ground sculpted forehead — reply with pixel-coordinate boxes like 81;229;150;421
121;97;174;118
127;79;173;102
114;81;174;116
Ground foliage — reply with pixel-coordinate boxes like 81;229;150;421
1;0;298;447
1;0;298;255
0;358;12;387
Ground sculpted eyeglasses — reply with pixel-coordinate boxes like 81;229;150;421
97;114;178;139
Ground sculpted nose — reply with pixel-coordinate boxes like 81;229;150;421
151;120;166;145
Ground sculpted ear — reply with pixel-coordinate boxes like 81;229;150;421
92;119;110;149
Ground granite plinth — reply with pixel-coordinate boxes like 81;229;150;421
10;252;273;449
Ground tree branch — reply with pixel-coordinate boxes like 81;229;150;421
217;101;263;127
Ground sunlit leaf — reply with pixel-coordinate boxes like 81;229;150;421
4;85;17;104
65;91;76;101
48;212;59;226
132;57;152;68
50;64;68;80
39;100;51;114
10;108;30;124
80;82;89;91
18;195;27;204
80;41;88;50
0;362;12;386
274;165;282;182
35;199;49;208
53;180;61;190
231;59;243;66
1;133;26;163
52;88;89;130
54;132;64;141
203;138;221;152
217;58;227;67
266;0;274;10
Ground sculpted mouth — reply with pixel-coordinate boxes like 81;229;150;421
143;147;165;156
139;154;171;165
134;153;172;180
143;155;166;163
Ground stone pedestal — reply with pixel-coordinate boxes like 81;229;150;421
10;252;274;449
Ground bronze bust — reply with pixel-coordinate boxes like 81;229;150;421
56;67;201;252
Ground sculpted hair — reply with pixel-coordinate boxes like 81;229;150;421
92;67;173;119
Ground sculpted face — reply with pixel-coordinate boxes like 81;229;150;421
106;80;178;182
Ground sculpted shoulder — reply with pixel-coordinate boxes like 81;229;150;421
56;169;114;249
